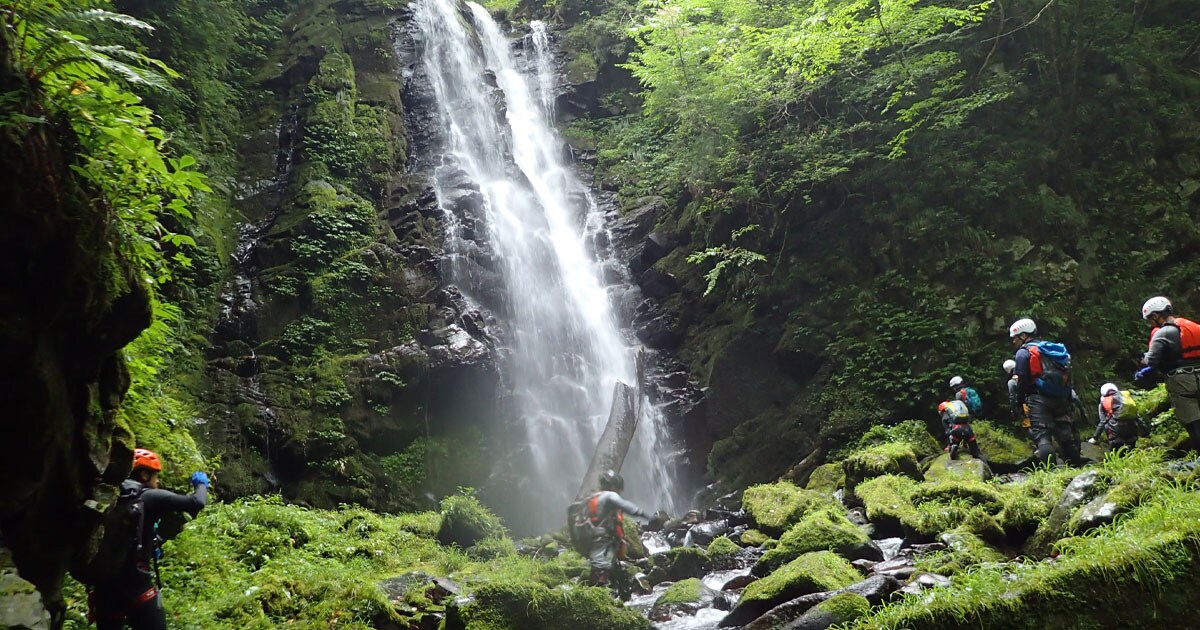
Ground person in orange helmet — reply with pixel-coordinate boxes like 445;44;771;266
89;448;209;630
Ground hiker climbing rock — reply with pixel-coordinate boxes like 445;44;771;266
1139;296;1200;451
939;400;981;460
949;376;983;417
1089;383;1145;451
1010;318;1083;466
569;470;651;600
83;448;209;630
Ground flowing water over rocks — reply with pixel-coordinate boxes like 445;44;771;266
408;0;681;532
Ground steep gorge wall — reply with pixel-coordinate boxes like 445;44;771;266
0;30;152;624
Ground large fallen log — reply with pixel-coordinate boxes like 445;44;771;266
576;351;645;500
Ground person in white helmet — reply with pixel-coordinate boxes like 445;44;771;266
1089;383;1139;451
1138;296;1200;451
949;376;982;417
1002;359;1023;426
1010;318;1082;466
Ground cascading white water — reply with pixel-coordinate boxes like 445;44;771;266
414;0;679;532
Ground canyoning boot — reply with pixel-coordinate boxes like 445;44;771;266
948;443;960;461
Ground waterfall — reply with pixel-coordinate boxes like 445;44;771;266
414;0;679;532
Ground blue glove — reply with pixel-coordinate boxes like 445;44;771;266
190;471;210;487
1133;366;1155;384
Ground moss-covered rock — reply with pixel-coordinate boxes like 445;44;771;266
805;462;846;494
917;529;1006;576
923;453;993;482
706;535;742;569
742;482;834;535
649;577;724;621
739;529;773;547
972;421;1033;472
720;551;861;627
445;581;651;630
437;492;506;549
855;420;943;460
845;483;1200;629
1024;469;1104;557
755;508;874;573
652;546;711;582
844;443;922;502
804;592;872;627
857;474;1004;542
995;467;1077;540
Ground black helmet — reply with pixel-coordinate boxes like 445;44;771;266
599;469;624;491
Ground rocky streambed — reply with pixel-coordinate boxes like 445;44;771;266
604;417;1200;629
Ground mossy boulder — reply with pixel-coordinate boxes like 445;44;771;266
855;475;921;537
973;421;1033;472
844;484;1200;629
917;529;1006;576
437;493;506;549
857;474;1003;543
1024;469;1105;556
805;462;845;494
742;482;834;535
912;476;1004;512
856;420;943;459
719;551;860;627
923;453;993;482
739;528;773;547
755;508;875;574
648;578;724;621
444;581;651;630
706;535;742;569
652;546;711;582
796;592;872;629
843;443;922;502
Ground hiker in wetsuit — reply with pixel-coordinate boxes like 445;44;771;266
939;400;981;460
92;449;209;630
1138;296;1200;451
1010;318;1083;466
1003;359;1025;428
1089;383;1140;452
584;470;651;599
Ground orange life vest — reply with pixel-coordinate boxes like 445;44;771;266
1148;317;1200;361
587;493;627;559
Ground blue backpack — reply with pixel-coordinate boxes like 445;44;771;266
1024;341;1072;398
957;387;983;415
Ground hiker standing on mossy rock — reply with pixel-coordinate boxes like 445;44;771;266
938;400;981;460
1138;296;1200;451
1010;318;1083;466
79;448;209;630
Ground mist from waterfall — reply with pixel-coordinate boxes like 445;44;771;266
413;0;679;532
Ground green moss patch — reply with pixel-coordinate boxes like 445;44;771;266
756;507;871;572
437;491;507;549
846;482;1200;629
742;482;834;534
844;443;922;501
723;551;861;627
917;529;1006;576
973;421;1033;472
811;592;871;623
706;535;741;559
445;580;650;630
739;529;773;547
657;578;704;606
806;462;846;494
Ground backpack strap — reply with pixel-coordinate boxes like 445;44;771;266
587;493;602;525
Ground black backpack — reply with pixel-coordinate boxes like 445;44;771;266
75;482;148;585
566;493;608;555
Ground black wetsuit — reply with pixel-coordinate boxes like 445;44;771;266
94;479;207;630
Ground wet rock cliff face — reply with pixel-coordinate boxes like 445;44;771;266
197;0;502;512
0;32;151;624
200;0;710;517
